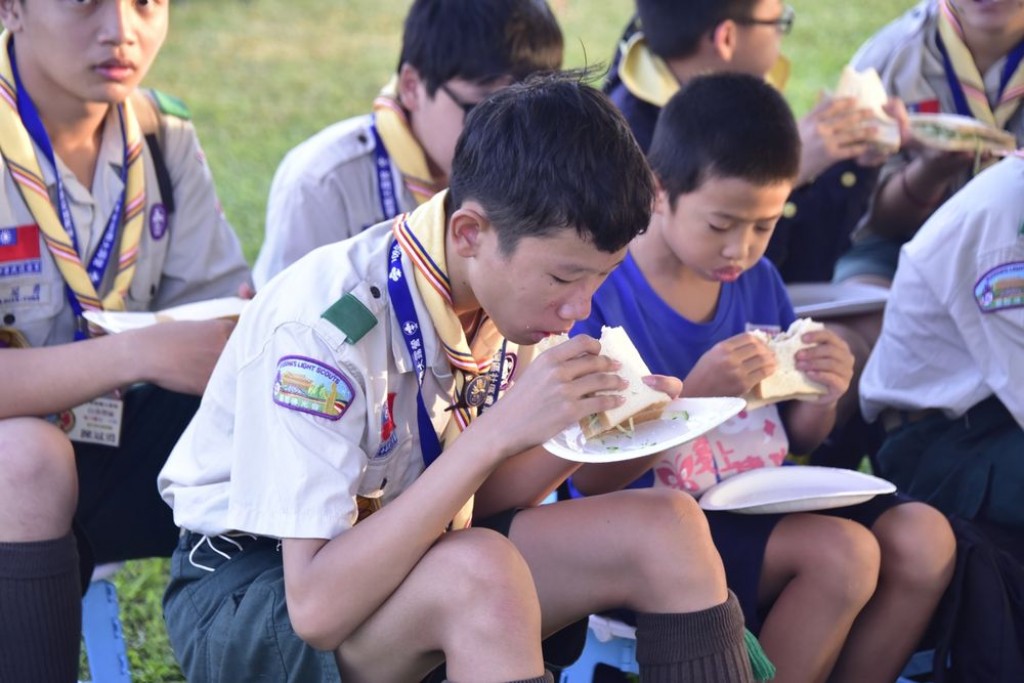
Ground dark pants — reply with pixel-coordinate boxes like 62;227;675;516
876;396;1024;529
73;384;200;584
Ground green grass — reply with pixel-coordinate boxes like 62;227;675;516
110;1;917;680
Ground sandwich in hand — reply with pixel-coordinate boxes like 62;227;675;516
834;66;901;154
745;318;828;408
908;112;1016;155
580;326;672;439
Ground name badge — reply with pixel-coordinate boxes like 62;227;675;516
55;396;125;447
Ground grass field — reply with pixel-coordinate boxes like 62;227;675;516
106;1;918;680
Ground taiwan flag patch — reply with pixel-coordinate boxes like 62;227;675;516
0;225;42;278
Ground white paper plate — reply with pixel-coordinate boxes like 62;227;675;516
699;465;897;514
543;396;746;464
84;296;248;334
786;282;889;318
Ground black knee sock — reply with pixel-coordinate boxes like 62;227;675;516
635;592;753;683
0;532;82;683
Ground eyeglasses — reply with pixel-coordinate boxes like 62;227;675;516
439;83;479;119
734;4;795;35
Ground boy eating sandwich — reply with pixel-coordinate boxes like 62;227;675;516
571;73;955;683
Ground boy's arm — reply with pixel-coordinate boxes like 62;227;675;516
779;327;854;454
0;320;234;418
281;334;626;649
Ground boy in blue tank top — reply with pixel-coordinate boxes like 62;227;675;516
572;73;955;683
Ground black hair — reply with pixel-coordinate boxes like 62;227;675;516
637;0;759;59
648;73;800;205
399;0;564;96
449;72;654;254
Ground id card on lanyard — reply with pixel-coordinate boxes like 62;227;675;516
386;238;506;468
12;46;127;446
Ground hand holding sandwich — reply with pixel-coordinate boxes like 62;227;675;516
683;332;777;398
790;325;854;407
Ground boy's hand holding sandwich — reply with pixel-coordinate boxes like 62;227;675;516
683;333;778;398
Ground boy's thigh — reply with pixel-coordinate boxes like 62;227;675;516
166;533;340;683
75;384;200;564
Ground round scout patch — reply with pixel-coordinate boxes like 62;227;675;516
273;356;355;420
149;204;169;240
463;374;492;408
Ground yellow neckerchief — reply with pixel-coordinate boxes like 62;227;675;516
393;191;504;529
617;31;790;107
938;0;1024;129
372;77;442;205
0;31;145;313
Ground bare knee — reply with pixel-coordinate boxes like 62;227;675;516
0;418;78;540
621;488;726;605
433;529;541;639
799;517;881;609
874;503;956;595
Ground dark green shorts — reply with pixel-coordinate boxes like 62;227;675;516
166;510;588;682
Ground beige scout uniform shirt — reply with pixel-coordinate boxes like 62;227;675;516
860;155;1024;429
160;219;525;539
0;98;250;348
253;114;417;289
851;0;1024;241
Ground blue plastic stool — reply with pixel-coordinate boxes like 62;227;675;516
79;564;132;683
559;615;638;682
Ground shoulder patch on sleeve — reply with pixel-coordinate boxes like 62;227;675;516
149;89;192;120
321;293;377;343
273;356;355;420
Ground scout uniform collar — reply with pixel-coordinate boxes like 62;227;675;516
0;31;145;329
616;31;791;107
371;77;442;206
936;0;1024;129
388;191;506;530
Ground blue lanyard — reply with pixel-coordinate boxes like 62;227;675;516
386;238;507;466
370;119;401;221
387;238;445;467
935;31;1024;118
9;40;128;334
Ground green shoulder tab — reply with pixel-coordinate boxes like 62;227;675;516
149;89;191;120
321;293;377;343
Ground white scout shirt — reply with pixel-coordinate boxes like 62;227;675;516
253;114;417;289
0;96;250;348
860;154;1024;429
850;0;1024;241
160;219;524;539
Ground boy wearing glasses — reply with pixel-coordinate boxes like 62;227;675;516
252;0;562;288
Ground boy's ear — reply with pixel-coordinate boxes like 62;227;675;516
652;176;672;216
397;63;424;112
448;203;490;258
710;20;739;62
0;0;24;31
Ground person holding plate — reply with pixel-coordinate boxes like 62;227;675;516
0;0;251;680
571;74;955;683
159;75;761;683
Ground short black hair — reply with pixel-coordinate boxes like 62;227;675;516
400;0;564;96
637;0;759;59
450;72;654;255
648;73;800;205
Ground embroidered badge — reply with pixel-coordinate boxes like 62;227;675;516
975;261;1024;312
273;356;355;420
149;204;168;240
0;225;42;278
375;393;399;458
